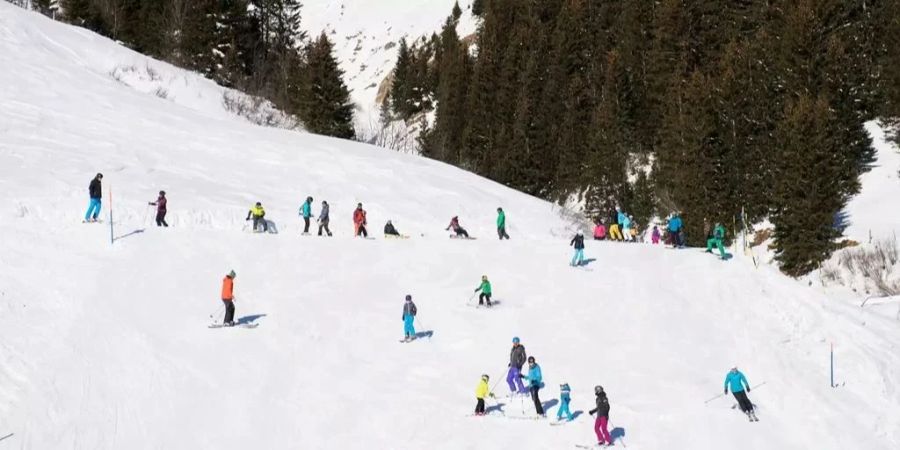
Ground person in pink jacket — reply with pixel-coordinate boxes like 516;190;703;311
593;221;607;240
651;225;661;244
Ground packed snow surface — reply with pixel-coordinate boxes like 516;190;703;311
1;5;900;450
844;122;900;243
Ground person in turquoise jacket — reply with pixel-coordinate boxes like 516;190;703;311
520;356;545;416
299;196;313;234
557;382;573;421
724;367;755;416
706;222;726;258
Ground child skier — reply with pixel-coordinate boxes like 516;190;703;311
353;203;368;237
520;356;544;416
651;225;661;244
593;221;606;240
299;196;313;234
149;190;168;227
384;220;400;237
474;275;492;307
83;173;103;222
589;385;612;446
318;200;332;236
506;337;528;395
402;295;417;342
446;216;470;238
706;222;727;259
246;202;267;232
570;231;585;266
557;383;574;421
621;213;633;242
475;374;494;416
220;270;236;326
724;367;757;421
497;207;510;240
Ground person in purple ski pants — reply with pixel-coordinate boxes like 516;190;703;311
506;337;528;394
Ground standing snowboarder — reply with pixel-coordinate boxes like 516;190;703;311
446;216;470;238
570;231;585;266
384;220;401;237
520;356;544;416
149;190;168;227
668;212;684;247
474;275;493;307
353;203;368;237
402;294;417;342
725;367;757;421
496;207;510;240
299;196;313;234
83;173;103;222
557;382;574;421
506;337;528;395
318;200;332;236
475;374;494;416
706;222;727;259
220;270;237;327
246;202;267;232
589;385;613;446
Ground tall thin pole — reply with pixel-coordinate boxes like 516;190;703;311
109;186;114;245
830;342;834;388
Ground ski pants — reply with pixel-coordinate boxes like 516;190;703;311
403;314;415;337
733;390;754;413
455;228;469;238
707;237;725;258
594;415;612;445
356;224;368;237
222;299;235;324
622;226;633;241
609;224;622;241
571;248;584;266
84;198;101;221
318;219;331;236
156;210;168;227
253;216;267;232
479;293;492;305
303;217;310;233
530;385;544;415
506;366;526;393
557;398;572;420
475;398;486;414
497;226;510;240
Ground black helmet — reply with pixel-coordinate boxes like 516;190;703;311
405;294;412;301
307;196;313;202
255;202;262;206
96;173;103;179
527;356;535;364
159;190;166;196
595;385;604;395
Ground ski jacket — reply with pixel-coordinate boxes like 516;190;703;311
570;234;585;249
384;223;399;235
248;205;265;218
221;276;234;300
724;370;749;393
89;177;102;199
402;301;417;318
668;216;682;232
524;364;543;387
319;203;330;221
153;196;167;212
713;224;726;240
447;217;461;231
617;211;627;227
651;228;660;239
509;344;527;369
353;208;367;225
560;384;571;402
593;225;606;239
590;393;610;417
475;280;492;295
476;379;490;399
610;210;619;225
621;215;632;229
300;201;312;218
497;211;506;228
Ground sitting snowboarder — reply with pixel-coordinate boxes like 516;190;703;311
446;216;470;238
384;220;405;238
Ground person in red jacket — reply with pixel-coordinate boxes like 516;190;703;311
221;270;236;326
353;203;368;237
149;190;168;227
446;216;469;238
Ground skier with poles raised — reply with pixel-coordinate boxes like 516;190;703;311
589;385;613;446
299;196;313;234
401;295;417;342
725;367;758;421
474;275;493;307
519;356;544;416
148;190;168;227
506;337;528;395
83;173;103;223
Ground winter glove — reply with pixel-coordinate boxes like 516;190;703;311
746;388;751;392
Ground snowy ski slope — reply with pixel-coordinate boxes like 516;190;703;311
1;5;899;449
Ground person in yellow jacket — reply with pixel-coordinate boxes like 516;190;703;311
246;202;267;232
475;374;494;416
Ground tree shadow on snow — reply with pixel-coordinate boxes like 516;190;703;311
113;228;145;242
235;314;267;325
415;330;434;339
611;426;626;442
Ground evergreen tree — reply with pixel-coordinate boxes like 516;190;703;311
299;32;355;139
431;14;471;163
472;0;484;17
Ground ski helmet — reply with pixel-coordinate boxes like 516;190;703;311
96;173;103;179
405;294;412;301
527;356;535;364
512;337;520;344
255;202;261;206
228;270;236;278
482;374;490;381
159;190;166;196
482;275;488;280
595;385;604;395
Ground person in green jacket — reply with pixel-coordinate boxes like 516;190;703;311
474;275;493;307
706;222;727;258
497;207;510;240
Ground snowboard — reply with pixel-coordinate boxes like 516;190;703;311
399;337;418;343
208;323;259;329
449;235;477;240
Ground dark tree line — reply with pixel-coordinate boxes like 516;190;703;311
390;0;897;276
25;0;355;138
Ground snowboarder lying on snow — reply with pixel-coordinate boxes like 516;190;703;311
149;190;168;227
519;356;544;416
474;275;492;307
725;367;756;419
446;216;470;238
402;295;417;342
589;385;612;446
475;374;494;416
246;202;267;232
557;383;573;421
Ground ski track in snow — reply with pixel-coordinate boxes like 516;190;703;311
1;4;899;449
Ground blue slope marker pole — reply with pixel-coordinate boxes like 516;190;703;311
830;342;834;388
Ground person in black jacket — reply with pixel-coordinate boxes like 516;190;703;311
318;201;332;236
589;385;613;446
384;220;400;237
83;173;103;222
570;231;585;266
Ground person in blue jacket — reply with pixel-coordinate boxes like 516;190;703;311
668;212;684;247
299;196;313;234
557;382;573;421
724;367;756;417
520;356;545;416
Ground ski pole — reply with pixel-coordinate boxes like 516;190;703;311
704;392;726;404
143;203;152;225
209;303;225;322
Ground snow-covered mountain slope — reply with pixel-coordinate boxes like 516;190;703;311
2;5;900;450
302;0;477;126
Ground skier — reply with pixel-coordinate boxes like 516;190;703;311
620;210;633;242
220;270;237;327
148;190;168;227
475;374;494;416
593;221;607;240
506;337;528;395
570;231;585;266
83;173;103;222
706;222;727;259
402;294;417;342
353;203;368;237
724;367;757;420
299;196;313;234
589;385;613;446
318;200;332;236
608;208;622;241
474;275;492;307
668;212;683;247
520;356;544;416
246;202;267;232
384;220;400;237
497;207;510;240
446;216;469;238
557;382;574;421
651;225;661;244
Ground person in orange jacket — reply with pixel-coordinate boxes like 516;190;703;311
221;270;236;326
353;203;368;237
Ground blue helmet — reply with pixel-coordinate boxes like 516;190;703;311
512;337;520;344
